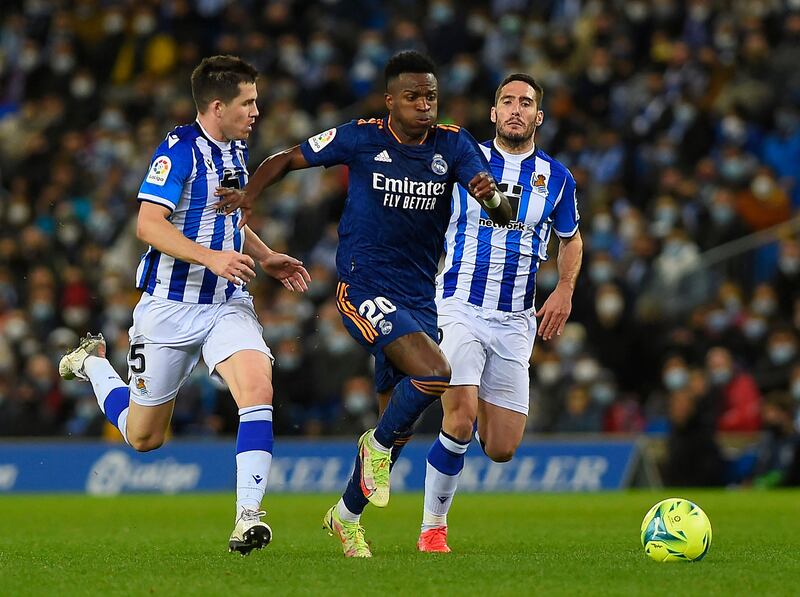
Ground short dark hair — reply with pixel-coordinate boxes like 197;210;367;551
191;55;258;112
384;51;437;89
494;73;544;107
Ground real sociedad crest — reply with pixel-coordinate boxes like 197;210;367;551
531;173;549;196
431;153;448;175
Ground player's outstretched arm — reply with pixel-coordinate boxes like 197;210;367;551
137;201;256;286
468;172;512;226
536;231;583;341
214;145;309;229
241;224;311;292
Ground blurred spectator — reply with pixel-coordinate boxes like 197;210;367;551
0;1;799;442
752;392;800;488
663;385;725;487
706;346;762;432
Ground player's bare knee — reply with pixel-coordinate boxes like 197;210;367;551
443;407;475;441
129;434;165;453
486;444;516;463
238;379;273;407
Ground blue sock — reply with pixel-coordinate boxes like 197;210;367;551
103;386;131;443
422;430;469;529
236;405;274;515
373;376;448;448
341;427;415;516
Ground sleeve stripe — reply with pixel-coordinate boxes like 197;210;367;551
138;194;176;212
554;222;580;238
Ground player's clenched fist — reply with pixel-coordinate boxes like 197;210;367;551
206;250;257;285
467;171;496;202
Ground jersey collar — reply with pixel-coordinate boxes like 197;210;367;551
194;120;233;149
386;115;429;146
492;139;536;161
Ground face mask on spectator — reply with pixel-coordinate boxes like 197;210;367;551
596;294;623;319
345;392;370;415
133;14;156;36
791;380;800;401
573;358;599;383
705;310;729;333
8;203;30;225
63;306;89;328
663;367;688;391
710;204;735;226
556;338;581;359
751;297;776;317
70;76;96;99
31;302;54;322
278;354;300;370
589;263;614;285
768;343;796;365
537;362;560;385
779;257;800;276
50;53;75;74
327;333;352;354
309;41;333;63
537;270;558;291
720;158;747;181
708;367;732;386
19;47;39;71
751;175;774;199
742;317;767;340
104;12;125;34
5;317;29;342
591;383;615;405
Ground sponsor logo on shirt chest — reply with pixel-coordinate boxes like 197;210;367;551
372;172;446;211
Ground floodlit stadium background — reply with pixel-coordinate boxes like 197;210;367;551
0;0;799;492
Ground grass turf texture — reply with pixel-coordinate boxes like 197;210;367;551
1;490;797;596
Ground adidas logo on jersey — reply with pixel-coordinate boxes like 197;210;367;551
373;150;392;163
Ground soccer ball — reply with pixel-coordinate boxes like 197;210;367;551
640;497;712;562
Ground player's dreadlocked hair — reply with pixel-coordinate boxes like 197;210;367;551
384;51;437;89
191;55;258;112
494;73;544;107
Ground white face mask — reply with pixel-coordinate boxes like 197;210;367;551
663;368;689;391
573;359;600;383
537;362;561;384
751;175;774;199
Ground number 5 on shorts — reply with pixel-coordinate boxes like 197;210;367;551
129;343;146;374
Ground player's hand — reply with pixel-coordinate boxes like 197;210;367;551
535;283;573;341
213;188;252;229
259;252;312;292
206;250;257;285
468;172;496;203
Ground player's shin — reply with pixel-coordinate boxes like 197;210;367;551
373;375;449;449
422;430;468;531
235;405;274;517
84;356;130;443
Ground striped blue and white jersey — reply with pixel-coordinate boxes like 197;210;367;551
437;141;579;312
135;121;248;304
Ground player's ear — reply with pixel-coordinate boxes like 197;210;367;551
385;92;393;112
490;106;497;124
535;110;544;126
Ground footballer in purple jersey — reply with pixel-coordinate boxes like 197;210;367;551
216;51;511;557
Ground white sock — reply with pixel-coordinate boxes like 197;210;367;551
84;356;126;413
337;498;360;523
422;431;469;531
369;432;391;453
235;405;274;518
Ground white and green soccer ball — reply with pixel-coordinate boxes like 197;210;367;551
640;497;712;562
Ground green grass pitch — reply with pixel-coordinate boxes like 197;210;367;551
1;490;797;596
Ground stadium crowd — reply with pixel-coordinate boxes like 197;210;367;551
0;0;799;484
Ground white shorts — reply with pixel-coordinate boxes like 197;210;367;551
436;296;537;415
127;293;272;406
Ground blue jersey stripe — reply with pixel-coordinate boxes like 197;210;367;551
441;185;469;298
168;144;207;301
198;143;228;304
145;252;161;294
498;157;536;310
467;148;504;305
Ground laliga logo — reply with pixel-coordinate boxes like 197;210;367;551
86;451;201;495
